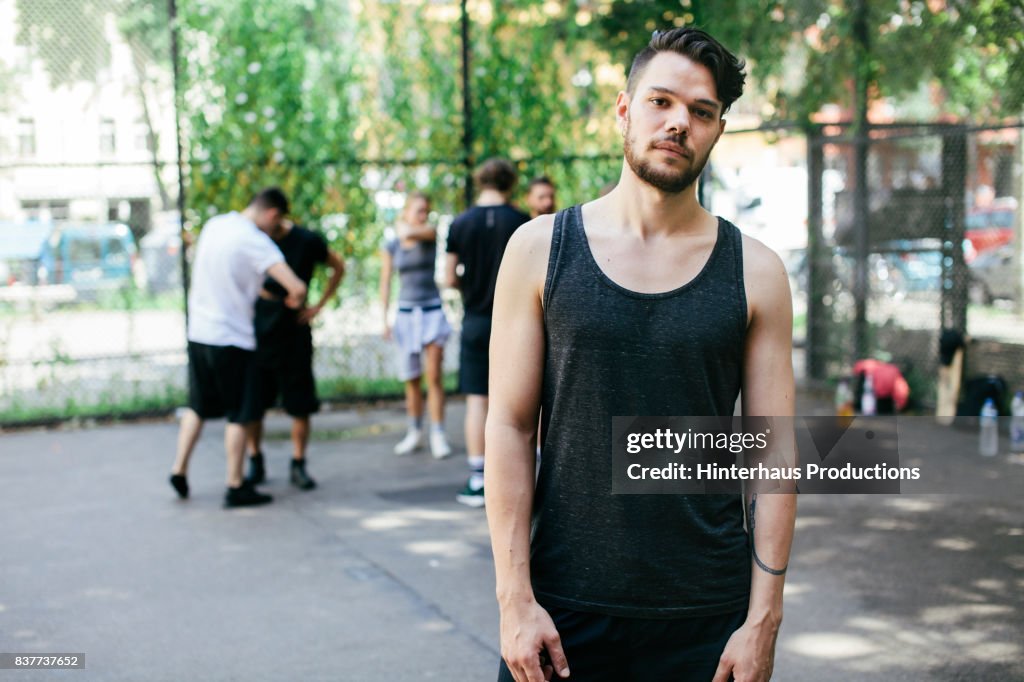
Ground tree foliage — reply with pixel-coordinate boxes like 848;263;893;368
592;0;1024;122
14;0;1023;284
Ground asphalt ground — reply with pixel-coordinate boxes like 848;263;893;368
0;394;1022;681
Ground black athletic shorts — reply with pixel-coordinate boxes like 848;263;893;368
459;313;491;396
187;341;262;423
254;322;320;419
497;604;745;682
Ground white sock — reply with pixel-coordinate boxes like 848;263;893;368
468;455;484;490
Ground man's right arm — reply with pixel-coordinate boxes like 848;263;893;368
265;262;307;309
486;216;569;682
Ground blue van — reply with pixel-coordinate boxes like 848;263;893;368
0;221;52;286
36;222;141;295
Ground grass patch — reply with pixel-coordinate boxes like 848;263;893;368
0;386;187;427
316;372;458;401
263;422;404;443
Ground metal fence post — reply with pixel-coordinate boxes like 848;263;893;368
460;0;474;210
941;125;967;333
806;125;826;380
168;0;189;326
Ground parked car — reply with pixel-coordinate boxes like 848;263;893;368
969;244;1017;304
966;200;1016;255
37;222;144;297
139;212;183;294
0;221;53;286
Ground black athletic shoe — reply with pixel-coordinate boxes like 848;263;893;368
247;452;266;485
169;473;189;499
290;459;317;491
224;481;273;508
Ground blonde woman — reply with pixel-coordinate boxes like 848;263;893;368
380;192;453;457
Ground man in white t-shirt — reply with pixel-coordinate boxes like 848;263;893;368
169;187;307;508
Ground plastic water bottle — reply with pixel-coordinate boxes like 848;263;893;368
1011;392;1024;454
980;398;999;457
835;378;854;418
861;374;876;416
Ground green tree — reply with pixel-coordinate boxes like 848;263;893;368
591;0;1024;122
179;0;371;259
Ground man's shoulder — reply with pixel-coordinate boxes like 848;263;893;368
506;214;556;256
736;230;785;277
736;229;790;307
208;211;250;229
451;205;482;226
295;225;328;249
500;204;531;221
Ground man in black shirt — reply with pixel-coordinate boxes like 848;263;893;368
445;158;530;507
246;219;345;490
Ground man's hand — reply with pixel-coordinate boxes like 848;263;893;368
712;616;780;682
283;283;307;310
499;599;570;682
297;303;322;325
382;324;392;341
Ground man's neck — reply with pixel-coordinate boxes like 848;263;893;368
476;189;508;207
241;207;259;224
606;166;709;238
269;222;292;242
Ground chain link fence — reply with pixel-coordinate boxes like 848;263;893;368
802;122;1024;411
2;0;1022;424
0;0;627;424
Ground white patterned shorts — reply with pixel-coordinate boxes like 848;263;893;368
393;303;452;381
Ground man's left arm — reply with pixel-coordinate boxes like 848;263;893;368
714;238;797;682
298;248;345;324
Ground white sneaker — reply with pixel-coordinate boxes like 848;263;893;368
394;428;423;456
430;430;453;459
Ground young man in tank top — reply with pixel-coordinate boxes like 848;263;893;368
486;28;797;682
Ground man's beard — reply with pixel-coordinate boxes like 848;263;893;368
623;123;710;194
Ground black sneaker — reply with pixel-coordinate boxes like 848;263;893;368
247;452;266;485
224;481;273;508
169;473;189;499
455;479;485;508
290;459;317;491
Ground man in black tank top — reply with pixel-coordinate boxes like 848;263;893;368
486;28;796;682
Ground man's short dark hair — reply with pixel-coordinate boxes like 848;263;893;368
526;176;555;192
474;158;518;193
626;28;746;113
248;187;290;215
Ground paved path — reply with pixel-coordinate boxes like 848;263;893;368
1;397;1022;680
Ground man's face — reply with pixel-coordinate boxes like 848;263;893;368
253;207;283;233
617;52;726;194
526;184;556;217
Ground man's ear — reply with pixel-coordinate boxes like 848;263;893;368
714;116;727;145
615;90;630;135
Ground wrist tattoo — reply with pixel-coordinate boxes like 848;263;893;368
749;494;788;576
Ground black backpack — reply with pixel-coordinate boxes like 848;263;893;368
958;375;1009;417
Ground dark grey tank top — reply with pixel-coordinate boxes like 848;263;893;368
531;204;751;618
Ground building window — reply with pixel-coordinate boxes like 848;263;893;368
21;200;69;221
134;118;153;152
100;118;116;155
17;118;35;157
49;201;70;221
